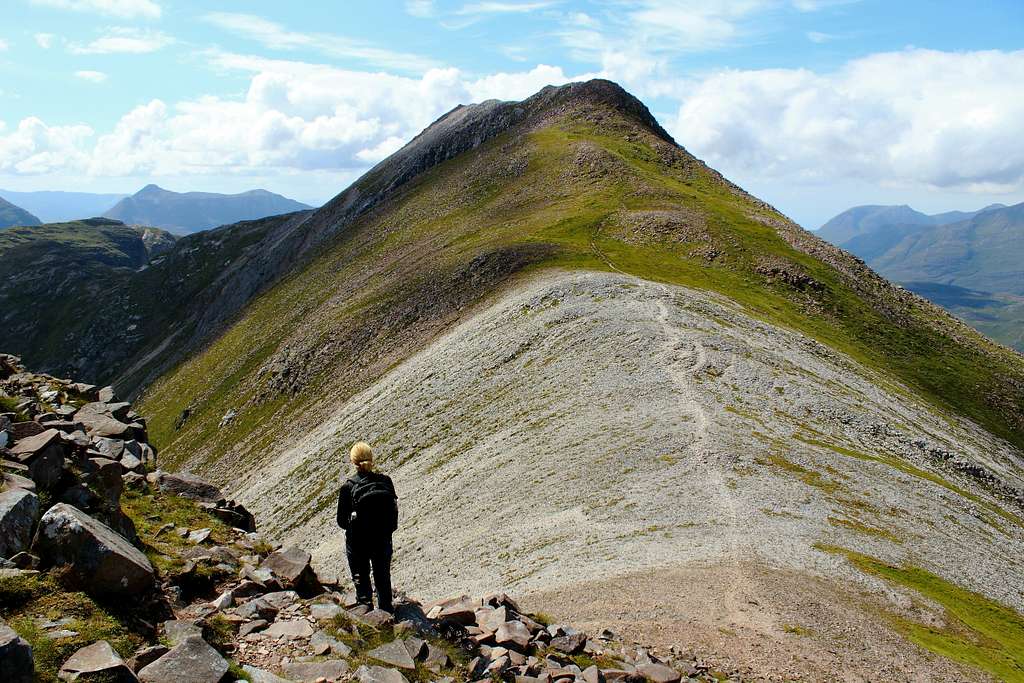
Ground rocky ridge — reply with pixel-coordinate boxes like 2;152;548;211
1;354;742;682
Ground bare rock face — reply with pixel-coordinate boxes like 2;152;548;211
32;503;155;596
148;470;222;503
0;488;39;559
0;618;34;683
137;636;227;683
58;640;137;682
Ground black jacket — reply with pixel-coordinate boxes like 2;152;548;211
337;471;398;534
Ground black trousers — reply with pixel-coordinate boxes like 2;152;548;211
345;533;393;611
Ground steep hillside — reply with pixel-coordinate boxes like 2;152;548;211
103;184;313;233
0;189;128;223
129;80;1024;678
0;196;41;228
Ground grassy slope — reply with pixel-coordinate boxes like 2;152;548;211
140;107;1024;477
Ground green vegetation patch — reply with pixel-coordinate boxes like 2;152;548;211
827;515;902;543
820;545;1024;682
0;572;145;683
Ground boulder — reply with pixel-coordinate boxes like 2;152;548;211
58;640;137;682
433;596;478;625
550;633;587;654
98;386;117;403
311;630;352;657
9;429;64;490
495;620;532;650
160;620;203;646
2;471;36;492
281;659;350;681
92;438;125;460
260;546;320;595
476;606;509;632
234;597;278;622
263;619;314;639
261;590;300;610
148;471;222;503
356;665;409;683
126;644;168;672
635;664;681;683
368;638;416;669
137;636;227;683
242;665;292;683
10;421;45;441
32;503;155;596
84;458;123;509
0;618;34;683
75;406;133;439
0;489;40;559
105;403;132;422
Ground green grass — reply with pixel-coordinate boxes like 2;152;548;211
0;572;145;683
827;516;902;543
820;545;1024;681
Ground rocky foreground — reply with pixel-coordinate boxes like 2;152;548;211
0;354;742;682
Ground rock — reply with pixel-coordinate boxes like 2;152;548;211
475;606;508;632
210;590;233;610
235;597;279;622
84;457;123;509
10;421;44;440
75;406;133;439
550;633;587;655
368;638;416;669
149;470;222;502
33;504;155;596
58;640;137;682
188;528;212;544
495;621;532;650
161;620;203;646
105;402;132;421
363;608;395;628
0;618;34;683
0;488;39;559
137;636;227;683
260;546;320;595
311;630;352;657
434;596;478;625
126;645;168;672
261;590;300;610
281;659;350;681
121;472;147;490
137;442;156;469
423;643;449;669
635;664;680;683
403;636;426;659
92;437;125;460
243;665;292;683
356;664;410;683
264;619;315;639
9;429;64;489
310;602;342;621
98;386;117;403
238;619;267;636
120;453;143;473
2;471;36;492
583;665;605;683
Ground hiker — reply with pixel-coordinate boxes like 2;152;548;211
337;441;399;612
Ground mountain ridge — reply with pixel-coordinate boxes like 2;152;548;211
103;184;313;234
0;195;41;229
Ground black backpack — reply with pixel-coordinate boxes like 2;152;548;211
350;474;397;530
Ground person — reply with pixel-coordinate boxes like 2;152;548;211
337;441;399;612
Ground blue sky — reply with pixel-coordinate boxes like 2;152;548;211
1;0;1023;227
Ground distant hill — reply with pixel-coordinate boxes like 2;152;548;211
0;189;127;223
0;195;41;228
819;202;1023;350
102;184;313;233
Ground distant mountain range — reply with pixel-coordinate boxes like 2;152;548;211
0;189;128;223
819;202;1023;351
103;184;313;233
0;195;42;228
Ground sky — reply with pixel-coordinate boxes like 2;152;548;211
1;1;1023;228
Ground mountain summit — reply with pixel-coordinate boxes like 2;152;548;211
2;79;1023;679
0;195;41;229
102;184;313;233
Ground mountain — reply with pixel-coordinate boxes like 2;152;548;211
817;202;1006;245
2;80;1023;680
820;202;1024;350
0;195;41;228
102;184;314;233
0;189;128;223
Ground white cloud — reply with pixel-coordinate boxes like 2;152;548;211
671;48;1024;192
202;13;437;72
69;27;174;54
30;0;161;19
34;33;55;48
806;31;834;43
75;70;108;83
0;40;9;51
457;1;557;13
0;117;93;174
405;0;435;17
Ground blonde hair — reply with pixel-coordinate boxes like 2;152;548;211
350;441;374;472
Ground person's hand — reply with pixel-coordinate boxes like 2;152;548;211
350;511;358;524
